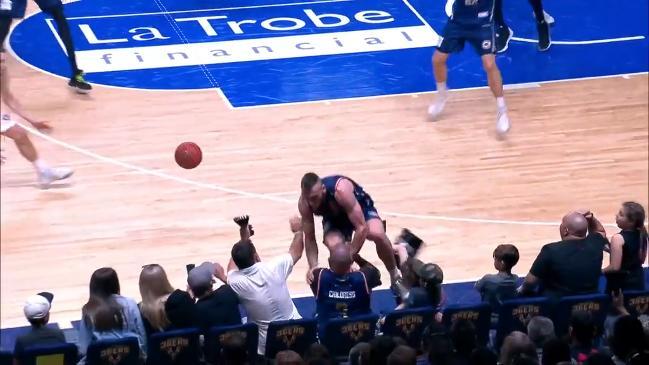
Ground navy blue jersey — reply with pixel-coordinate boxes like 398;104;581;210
312;175;375;220
311;267;380;323
449;0;495;26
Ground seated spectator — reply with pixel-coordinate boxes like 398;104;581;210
188;261;241;333
520;210;608;299
569;311;603;363
392;259;444;314
165;289;196;329
369;336;401;365
227;215;303;355
138;264;174;335
527;316;555;361
583;353;615;365
310;231;381;326
303;343;332;365
349;342;370;365
450;319;477;365
422;323;454;365
475;244;519;323
603;202;647;291
219;331;248;365
77;267;147;364
470;348;498;365
276;350;305;365
609;315;648;365
388;345;417;365
13;292;67;355
541;338;571;365
499;332;537;365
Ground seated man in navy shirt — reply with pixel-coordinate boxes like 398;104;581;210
310;231;381;329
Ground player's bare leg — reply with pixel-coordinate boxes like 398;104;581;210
428;50;450;120
366;219;401;285
2;124;73;188
481;54;510;135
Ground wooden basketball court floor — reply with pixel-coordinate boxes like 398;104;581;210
1;5;648;331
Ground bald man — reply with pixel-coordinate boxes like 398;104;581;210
310;233;381;330
520;210;608;298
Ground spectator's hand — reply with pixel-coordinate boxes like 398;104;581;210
234;215;254;237
289;215;302;233
234;215;250;227
576;209;593;220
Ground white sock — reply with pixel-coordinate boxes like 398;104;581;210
436;82;448;96
496;97;506;110
33;159;49;174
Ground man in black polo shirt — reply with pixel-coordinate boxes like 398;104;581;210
14;292;67;354
520;210;608;298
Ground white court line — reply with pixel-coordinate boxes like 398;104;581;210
13;121;622;228
66;0;353;20
513;35;646;45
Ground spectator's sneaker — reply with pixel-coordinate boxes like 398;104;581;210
398;228;424;257
537;20;552;51
68;71;92;94
38;167;73;189
496;26;514;53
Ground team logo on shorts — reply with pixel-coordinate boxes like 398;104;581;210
482;40;492;50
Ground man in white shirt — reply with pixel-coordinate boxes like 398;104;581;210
227;215;304;355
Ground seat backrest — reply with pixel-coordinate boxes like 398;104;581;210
496;297;550;348
147;328;201;365
265;318;318;359
442;303;491;345
14;342;78;365
624;290;649;317
553;293;610;336
321;313;379;358
382;307;435;348
203;323;258;364
86;337;140;365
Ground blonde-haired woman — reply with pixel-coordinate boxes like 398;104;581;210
139;264;175;334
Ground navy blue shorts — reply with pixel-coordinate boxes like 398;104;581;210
322;205;381;242
438;21;496;56
0;0;26;19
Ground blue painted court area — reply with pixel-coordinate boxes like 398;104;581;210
8;0;649;107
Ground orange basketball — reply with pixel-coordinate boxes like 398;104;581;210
175;142;202;169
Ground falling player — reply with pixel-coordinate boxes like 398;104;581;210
298;173;401;286
430;0;511;136
1;53;73;187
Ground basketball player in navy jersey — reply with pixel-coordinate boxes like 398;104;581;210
298;173;401;286
430;0;511;136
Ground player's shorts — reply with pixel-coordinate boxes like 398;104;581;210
322;204;381;242
438;20;496;56
34;0;62;13
0;0;27;19
1;113;17;133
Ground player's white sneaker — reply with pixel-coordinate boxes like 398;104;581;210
38;167;74;189
496;110;511;136
427;94;448;120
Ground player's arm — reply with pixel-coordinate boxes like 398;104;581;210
299;198;318;270
335;178;368;256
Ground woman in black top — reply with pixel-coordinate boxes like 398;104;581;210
603;202;648;291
